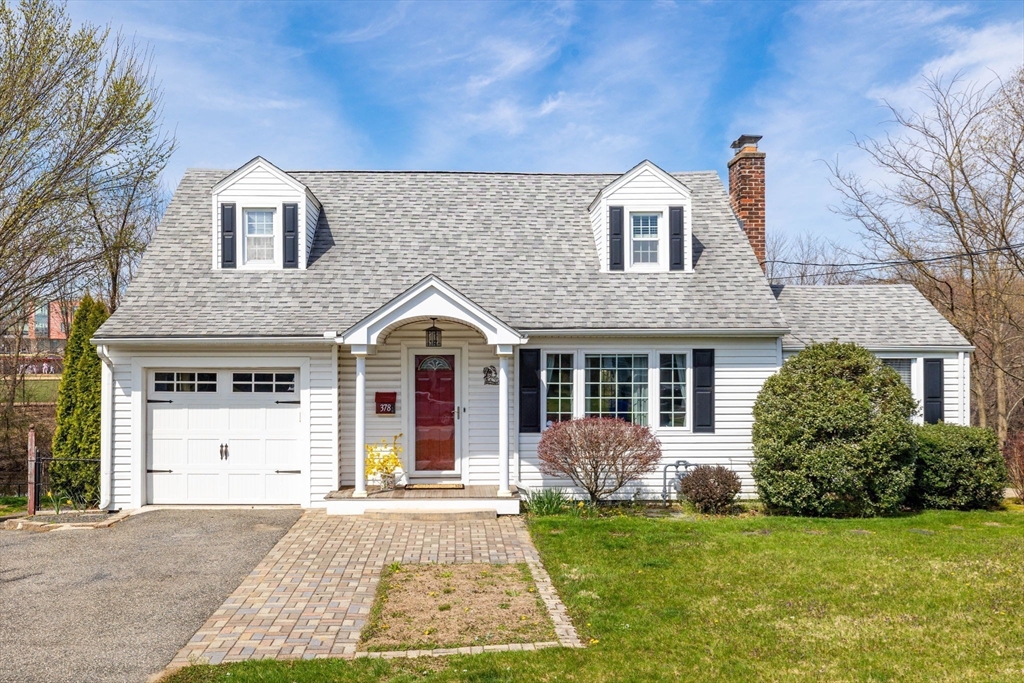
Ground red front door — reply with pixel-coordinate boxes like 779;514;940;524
414;355;456;471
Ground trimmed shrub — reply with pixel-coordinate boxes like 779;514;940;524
678;465;741;514
537;418;662;502
912;423;1007;510
50;297;108;505
752;342;918;517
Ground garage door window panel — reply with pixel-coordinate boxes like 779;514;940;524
155;371;217;393
232;372;296;393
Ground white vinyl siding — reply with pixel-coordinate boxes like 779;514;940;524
212;159;320;270
596;163;692;273
304;195;320;266
520;337;780;498
338;320;515;487
104;347;336;510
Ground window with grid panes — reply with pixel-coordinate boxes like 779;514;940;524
154;372;217;393
584;354;648;425
545;353;574;426
659;353;687;427
631;213;659;264
231;372;295;393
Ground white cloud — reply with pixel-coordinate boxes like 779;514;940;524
736;1;1024;246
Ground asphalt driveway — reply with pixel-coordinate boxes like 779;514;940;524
0;508;302;683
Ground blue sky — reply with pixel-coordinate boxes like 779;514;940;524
69;0;1023;243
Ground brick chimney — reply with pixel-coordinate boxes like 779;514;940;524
728;134;766;270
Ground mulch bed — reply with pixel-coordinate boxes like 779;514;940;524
361;563;556;651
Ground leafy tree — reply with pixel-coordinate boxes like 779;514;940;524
51;296;93;461
752;342;917;517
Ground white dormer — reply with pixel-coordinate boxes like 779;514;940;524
210;157;322;271
588;160;693;273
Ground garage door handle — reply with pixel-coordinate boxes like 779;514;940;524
148;399;173;404
147;469;172;473
275;400;300;405
275;470;300;474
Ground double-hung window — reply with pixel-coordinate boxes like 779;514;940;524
881;358;912;389
659;353;687;427
244;209;274;263
584;354;648;425
631;213;659;265
544;353;574;426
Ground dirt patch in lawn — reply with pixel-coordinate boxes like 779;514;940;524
361;562;556;651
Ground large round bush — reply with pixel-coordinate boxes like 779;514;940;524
912;423;1007;510
751;342;917;517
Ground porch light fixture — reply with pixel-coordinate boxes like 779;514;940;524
425;318;442;347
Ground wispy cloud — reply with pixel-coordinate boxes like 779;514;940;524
65;0;1022;244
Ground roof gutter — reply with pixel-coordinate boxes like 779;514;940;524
522;327;790;337
783;343;975;353
90;335;334;346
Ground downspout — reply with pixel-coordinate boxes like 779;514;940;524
95;344;114;510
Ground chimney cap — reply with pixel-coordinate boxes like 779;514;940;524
730;134;762;150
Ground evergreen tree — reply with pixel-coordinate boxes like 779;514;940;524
50;296;108;505
51;296;94;461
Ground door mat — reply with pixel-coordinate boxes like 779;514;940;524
403;483;465;490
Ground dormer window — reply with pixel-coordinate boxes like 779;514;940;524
244;209;275;263
631;213;660;265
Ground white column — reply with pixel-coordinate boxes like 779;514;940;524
498;354;511;497
353;355;367;498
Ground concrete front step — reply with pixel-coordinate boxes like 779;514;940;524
363;509;497;521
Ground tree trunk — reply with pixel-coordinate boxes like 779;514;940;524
993;336;1009;448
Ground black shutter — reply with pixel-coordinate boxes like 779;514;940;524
221;203;236;269
924;359;944;424
519;349;542;433
283;203;298;268
669;206;684;270
693;349;715;433
609;206;624;271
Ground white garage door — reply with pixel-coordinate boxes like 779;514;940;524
147;369;302;504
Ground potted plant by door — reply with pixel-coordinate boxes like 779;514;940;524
365;434;404;491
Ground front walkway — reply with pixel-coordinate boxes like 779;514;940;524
169;511;580;669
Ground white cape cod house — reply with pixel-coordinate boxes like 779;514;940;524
92;137;972;514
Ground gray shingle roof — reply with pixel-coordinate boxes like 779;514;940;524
97;168;788;339
772;284;970;349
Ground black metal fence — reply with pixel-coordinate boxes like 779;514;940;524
0;479;29;496
30;457;100;509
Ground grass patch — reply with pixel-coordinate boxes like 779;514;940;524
14;376;60;403
165;508;1024;682
361;562;554;651
0;496;27;516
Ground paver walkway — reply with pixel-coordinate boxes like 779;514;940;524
169;511;579;669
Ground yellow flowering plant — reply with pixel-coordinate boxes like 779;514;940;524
365;434;403;487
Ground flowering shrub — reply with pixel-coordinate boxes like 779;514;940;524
537;418;662;502
366;434;403;481
678;465;741;514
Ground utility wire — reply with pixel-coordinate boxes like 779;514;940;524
764;242;1024;281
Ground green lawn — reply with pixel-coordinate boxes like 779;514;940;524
15;376;60;403
0;496;27;516
166;509;1024;683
